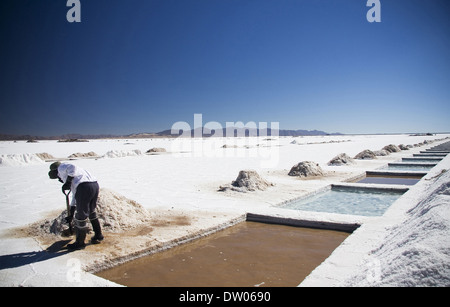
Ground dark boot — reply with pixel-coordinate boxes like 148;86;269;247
67;227;87;250
90;218;104;244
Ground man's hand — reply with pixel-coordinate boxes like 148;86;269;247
62;176;73;194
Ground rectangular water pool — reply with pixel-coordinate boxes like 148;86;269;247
281;186;405;217
384;163;435;171
96;222;349;287
402;158;442;163
357;175;421;186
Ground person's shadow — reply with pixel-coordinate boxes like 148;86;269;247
0;240;73;270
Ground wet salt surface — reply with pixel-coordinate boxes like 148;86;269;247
357;175;421;186
96;222;349;287
283;187;404;216
384;164;435;171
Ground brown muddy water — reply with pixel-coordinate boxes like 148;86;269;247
96;221;349;287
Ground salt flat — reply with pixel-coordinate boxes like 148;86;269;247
0;134;449;286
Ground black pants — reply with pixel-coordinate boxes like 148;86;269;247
74;182;99;221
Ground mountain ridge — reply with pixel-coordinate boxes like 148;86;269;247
0;128;342;141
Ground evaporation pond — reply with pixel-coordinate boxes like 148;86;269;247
282;187;404;216
385;164;434;171
358;175;421;186
96;221;349;287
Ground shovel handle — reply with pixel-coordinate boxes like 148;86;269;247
64;190;73;234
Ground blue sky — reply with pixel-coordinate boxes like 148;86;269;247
1;0;449;136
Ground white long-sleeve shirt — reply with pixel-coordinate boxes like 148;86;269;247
57;163;97;206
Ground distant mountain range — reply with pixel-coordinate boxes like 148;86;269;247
0;133;119;141
0;128;342;141
157;127;342;137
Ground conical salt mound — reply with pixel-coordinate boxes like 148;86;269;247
33;188;151;236
288;161;324;177
219;170;273;192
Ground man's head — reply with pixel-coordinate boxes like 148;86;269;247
48;161;61;179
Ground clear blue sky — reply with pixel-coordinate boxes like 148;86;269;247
1;0;449;136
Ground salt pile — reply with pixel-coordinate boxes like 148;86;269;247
328;153;355;166
104;149;142;158
344;170;450;287
288;161;324;177
146;148;166;153
219;170;274;192
399;144;410;150
383;144;401;153
33;188;152;236
68;152;99;158
35;152;56;160
221;144;239;148
96;188;152;232
374;150;389;156
354;149;377;160
0;153;45;166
